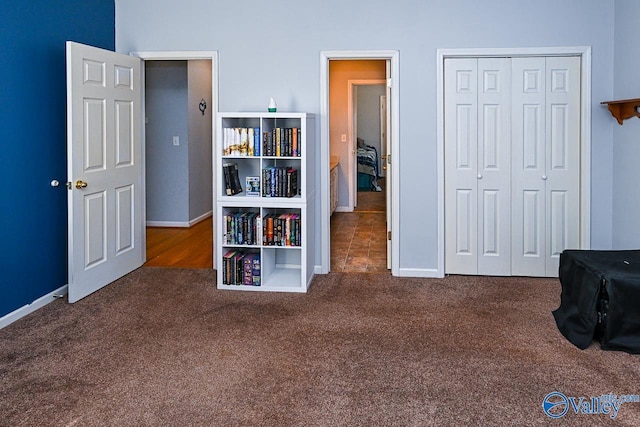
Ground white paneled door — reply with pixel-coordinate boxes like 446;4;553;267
444;56;580;277
66;42;144;303
511;56;581;277
445;58;512;276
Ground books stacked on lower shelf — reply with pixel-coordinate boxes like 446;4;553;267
223;211;261;245
262;213;301;246
262;167;298;197
222;251;260;286
223;162;243;196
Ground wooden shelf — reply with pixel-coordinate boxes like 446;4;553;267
601;98;640;125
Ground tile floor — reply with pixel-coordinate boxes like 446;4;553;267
330;211;388;272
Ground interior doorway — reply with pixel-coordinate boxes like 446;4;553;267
320;51;400;275
131;51;218;269
350;80;386;211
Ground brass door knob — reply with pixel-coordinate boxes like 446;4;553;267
75;180;88;189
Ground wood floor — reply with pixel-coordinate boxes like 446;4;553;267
145;217;213;268
145;181;387;272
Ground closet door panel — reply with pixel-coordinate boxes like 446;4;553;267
511;57;547;276
445;58;478;274
477;58;511;276
545;56;581;276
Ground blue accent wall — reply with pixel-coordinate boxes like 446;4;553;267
0;1;115;318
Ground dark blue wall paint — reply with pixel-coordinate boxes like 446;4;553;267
0;1;115;317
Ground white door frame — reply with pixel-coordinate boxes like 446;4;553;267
130;50;219;268
319;50;400;275
347;79;386;210
436;46;592;277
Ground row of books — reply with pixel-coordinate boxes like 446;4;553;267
221;127;301;158
263;213;301;247
263;128;301;157
223;211;261;246
222;251;260;286
222;211;302;247
263;167;298;198
222;127;260;156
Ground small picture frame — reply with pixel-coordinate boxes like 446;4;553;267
246;176;260;196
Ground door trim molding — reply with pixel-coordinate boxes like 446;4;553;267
319;50;400;275
436;46;592;277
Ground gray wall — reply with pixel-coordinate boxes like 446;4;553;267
146;60;213;225
117;0;619;272
188;60;213;221
612;0;640;248
357;84;385;178
145;61;189;223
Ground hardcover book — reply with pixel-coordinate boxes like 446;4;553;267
223;162;243;196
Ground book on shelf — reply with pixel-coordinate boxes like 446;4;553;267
243;253;261;286
223;162;243;196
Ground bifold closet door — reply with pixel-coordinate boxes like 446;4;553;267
511;56;581;277
444;58;511;276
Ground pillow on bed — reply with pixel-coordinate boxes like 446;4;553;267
357;137;365;148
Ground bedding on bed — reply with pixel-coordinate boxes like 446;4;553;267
357;141;382;191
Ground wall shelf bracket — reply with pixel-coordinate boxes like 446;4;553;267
601;98;640;125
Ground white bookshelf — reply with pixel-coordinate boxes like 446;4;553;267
215;112;315;292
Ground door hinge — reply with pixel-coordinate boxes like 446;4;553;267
387;154;391;165
387;231;391;241
387;78;392;88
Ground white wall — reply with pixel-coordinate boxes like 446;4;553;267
612;0;640;249
117;0;617;272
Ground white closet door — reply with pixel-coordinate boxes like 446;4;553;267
544;56;581;276
477;58;511;276
445;58;511;275
445;58;479;275
511;57;547;276
511;56;580;276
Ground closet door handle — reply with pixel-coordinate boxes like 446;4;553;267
477;174;483;180
542;175;548;181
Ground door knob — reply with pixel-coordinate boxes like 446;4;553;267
75;180;88;189
542;175;548;181
477;174;483;179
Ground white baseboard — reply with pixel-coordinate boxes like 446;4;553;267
313;264;441;278
335;206;354;213
314;265;327;275
396;267;443;278
0;285;68;329
146;211;212;228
